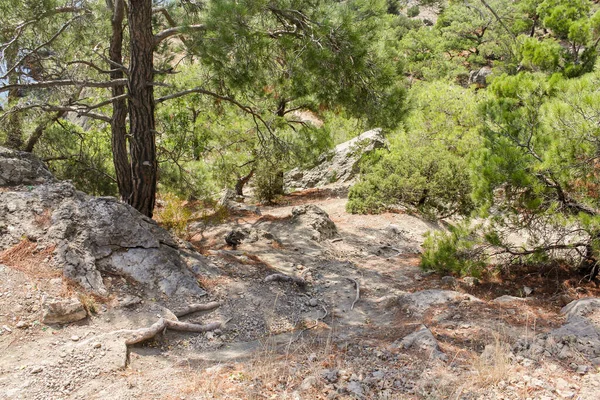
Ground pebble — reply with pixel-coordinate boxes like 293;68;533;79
30;366;43;374
2;325;12;333
16;321;29;329
308;298;318;307
346;381;364;398
441;276;456;285
92;342;102;349
576;365;589;375
70;335;80;342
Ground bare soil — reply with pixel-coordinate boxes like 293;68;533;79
1;186;600;399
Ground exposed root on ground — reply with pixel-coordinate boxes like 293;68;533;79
264;273;306;287
346;277;360;310
174;301;221;318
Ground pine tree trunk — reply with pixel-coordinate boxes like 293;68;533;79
109;0;133;203
3;46;23;150
127;0;156;217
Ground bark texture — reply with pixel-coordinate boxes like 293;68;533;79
109;0;133;203
127;0;156;217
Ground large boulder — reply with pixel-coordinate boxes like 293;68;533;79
0;147;208;301
291;205;338;241
285;128;387;190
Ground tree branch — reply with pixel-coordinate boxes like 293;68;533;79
0;78;127;93
154;24;205;47
1;16;83;81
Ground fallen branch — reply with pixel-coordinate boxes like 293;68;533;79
346;277;360;310
120;318;224;345
174;301;221;318
264;273;306;287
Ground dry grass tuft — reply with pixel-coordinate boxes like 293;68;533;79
469;333;515;388
180;338;337;399
0;239;59;279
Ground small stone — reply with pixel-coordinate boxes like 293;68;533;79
441;276;456;286
300;376;318;391
308;298;318;307
372;370;385;379
93;342;102;349
346;381;364;398
576;365;589;375
42;297;87;325
16;321;29;329
2;325;12;333
523;286;533;296
321;369;339;383
30;366;43;374
71;335;80;342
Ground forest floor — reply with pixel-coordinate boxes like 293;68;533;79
1;186;600;399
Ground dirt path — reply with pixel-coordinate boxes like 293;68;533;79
1;187;600;399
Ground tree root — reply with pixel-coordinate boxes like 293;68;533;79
346;277;360;310
110;318;224;345
264;273;306;287
174;301;221;318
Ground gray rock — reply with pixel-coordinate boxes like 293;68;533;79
0;146;55;186
577;365;589;375
42;297;87;325
0;150;209;301
291;205;338;241
321;369;339;383
300;376;318;391
285;129;387;190
441;276;456;286
346;381;365;398
395;324;447;360
397;290;480;315
561;298;600;320
469;67;492;87
492;295;527;304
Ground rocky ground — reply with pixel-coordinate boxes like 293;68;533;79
2;142;600;399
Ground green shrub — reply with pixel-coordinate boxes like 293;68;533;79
347;142;473;218
421;223;486;277
253;160;285;203
154;193;193;238
407;5;420;18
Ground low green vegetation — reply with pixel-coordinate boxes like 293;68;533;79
2;0;600;279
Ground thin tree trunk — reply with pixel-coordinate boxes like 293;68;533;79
235;168;255;196
4;46;23;150
23;110;66;152
109;0;133;202
127;0;157;217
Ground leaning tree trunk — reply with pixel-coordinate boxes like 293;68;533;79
127;0;156;217
109;0;133;203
